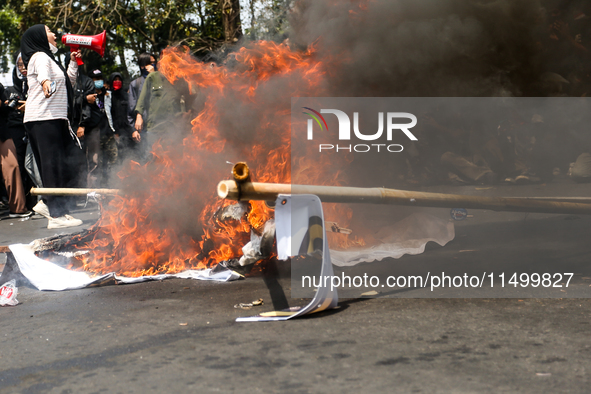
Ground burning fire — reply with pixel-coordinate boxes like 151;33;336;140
70;41;363;277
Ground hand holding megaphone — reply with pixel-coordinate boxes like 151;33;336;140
61;31;107;66
70;49;82;63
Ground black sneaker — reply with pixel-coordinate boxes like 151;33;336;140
9;211;34;218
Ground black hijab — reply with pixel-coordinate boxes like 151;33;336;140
12;53;28;97
108;72;132;131
21;24;74;119
108;72;124;94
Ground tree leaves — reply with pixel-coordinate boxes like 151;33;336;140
0;0;240;75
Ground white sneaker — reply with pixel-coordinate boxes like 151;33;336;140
33;200;51;219
48;215;83;229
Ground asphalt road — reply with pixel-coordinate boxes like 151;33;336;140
1;183;591;393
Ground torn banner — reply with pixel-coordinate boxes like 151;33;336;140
330;212;455;267
236;194;339;322
7;244;241;291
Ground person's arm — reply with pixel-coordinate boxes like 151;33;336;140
127;79;138;125
134;75;151;132
128;80;138;109
77;76;97;137
131;88;142;141
67;51;80;86
120;90;135;133
0;84;5;113
30;53;54;98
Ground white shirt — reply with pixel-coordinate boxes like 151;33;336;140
24;52;78;123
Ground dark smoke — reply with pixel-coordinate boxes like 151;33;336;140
289;0;546;97
91;0;591;272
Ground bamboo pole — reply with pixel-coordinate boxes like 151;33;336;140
30;188;121;196
232;162;251;183
217;180;591;215
510;197;591;204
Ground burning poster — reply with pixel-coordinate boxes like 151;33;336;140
237;194;339;322
7;244;241;291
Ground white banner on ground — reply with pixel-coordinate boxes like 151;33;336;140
329;213;455;266
8;244;241;291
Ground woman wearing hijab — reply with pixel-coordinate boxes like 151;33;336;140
21;24;84;229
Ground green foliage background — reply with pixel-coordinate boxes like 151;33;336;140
0;0;292;82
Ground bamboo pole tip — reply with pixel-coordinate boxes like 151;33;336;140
232;162;250;183
217;181;229;199
217;180;239;200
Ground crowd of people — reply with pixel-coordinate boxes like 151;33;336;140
0;24;192;229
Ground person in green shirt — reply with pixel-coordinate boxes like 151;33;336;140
133;69;191;159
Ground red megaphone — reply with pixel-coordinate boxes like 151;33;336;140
61;31;106;66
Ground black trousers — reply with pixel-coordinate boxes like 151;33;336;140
25;119;76;217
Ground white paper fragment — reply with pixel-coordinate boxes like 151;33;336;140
238;231;262;266
8;244;240;291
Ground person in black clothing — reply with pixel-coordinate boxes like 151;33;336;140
73;70;96;134
72;67;96;188
77;69;112;187
107;72;134;162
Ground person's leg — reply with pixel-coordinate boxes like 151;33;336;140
100;134;118;187
12;129;36;209
25;142;43;188
0;138;27;214
142;130;156;164
85;126;101;188
132;133;146;164
0;181;7;208
25;120;71;217
441;151;494;183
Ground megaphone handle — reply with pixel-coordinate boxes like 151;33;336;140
70;45;84;66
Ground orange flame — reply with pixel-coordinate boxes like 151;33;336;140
70;41;362;277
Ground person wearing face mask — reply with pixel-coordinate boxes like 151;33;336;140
107;72;134;163
127;53;156;161
20;24;84;229
70;63;96;189
134;50;192;161
79;69;115;188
